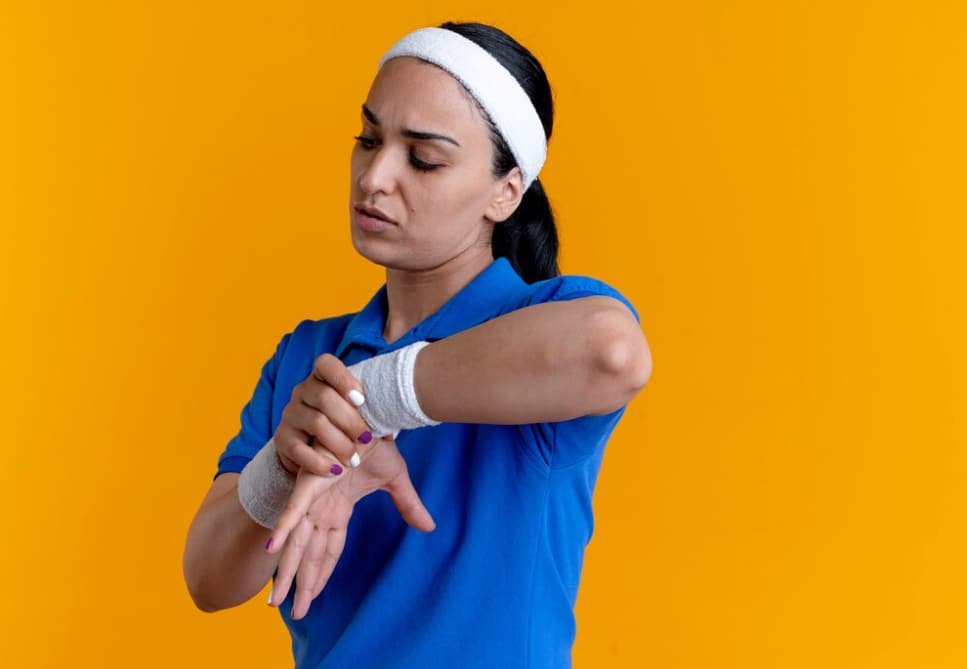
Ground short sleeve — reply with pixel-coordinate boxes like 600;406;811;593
524;274;640;325
517;275;640;469
214;331;293;479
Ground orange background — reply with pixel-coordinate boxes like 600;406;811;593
3;1;965;667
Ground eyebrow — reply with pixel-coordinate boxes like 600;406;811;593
362;104;461;148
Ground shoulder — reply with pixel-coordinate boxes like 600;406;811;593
270;313;357;367
244;312;359;384
290;312;357;344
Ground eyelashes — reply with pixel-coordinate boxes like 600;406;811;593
408;155;438;172
353;135;440;172
353;134;378;150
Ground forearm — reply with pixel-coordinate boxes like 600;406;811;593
183;473;280;612
414;296;651;424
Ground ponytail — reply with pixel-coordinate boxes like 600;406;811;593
492;178;559;283
439;21;559;284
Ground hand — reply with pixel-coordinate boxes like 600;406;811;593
274;353;372;476
266;437;435;619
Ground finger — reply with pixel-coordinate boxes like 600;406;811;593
274;421;345;477
269;517;312;607
386;469;436;532
298;391;368;469
310;526;347;601
300;379;372;468
291;520;328;620
312;353;367;409
267;473;325;554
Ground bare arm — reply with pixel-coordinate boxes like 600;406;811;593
185;296;649;612
185;438;431;615
183;354;377;613
183;473;279;612
415;296;652;424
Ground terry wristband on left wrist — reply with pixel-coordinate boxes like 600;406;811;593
237;437;296;529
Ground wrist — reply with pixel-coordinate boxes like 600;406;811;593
237;437;297;529
348;341;441;437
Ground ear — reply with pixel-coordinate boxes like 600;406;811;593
484;166;525;223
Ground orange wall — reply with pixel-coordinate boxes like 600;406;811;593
3;2;965;667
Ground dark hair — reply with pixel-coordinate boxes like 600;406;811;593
438;21;559;283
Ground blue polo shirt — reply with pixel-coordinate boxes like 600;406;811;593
216;257;640;669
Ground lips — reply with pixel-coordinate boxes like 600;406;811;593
354;204;397;224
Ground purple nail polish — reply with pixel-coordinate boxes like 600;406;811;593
330;463;343;475
265;538;274;551
358;431;373;444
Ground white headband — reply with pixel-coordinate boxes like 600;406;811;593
378;27;547;190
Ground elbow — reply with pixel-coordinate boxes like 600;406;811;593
189;595;221;614
184;571;253;613
184;564;222;613
597;332;652;397
184;573;234;613
183;550;258;613
183;548;233;614
588;307;653;407
186;580;218;613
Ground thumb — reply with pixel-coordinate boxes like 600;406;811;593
385;471;436;533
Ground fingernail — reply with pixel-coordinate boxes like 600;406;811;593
267;588;274;606
358;430;372;444
349;451;361;468
330;463;343;475
348;389;365;407
265;537;274;552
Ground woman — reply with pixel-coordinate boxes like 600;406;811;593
183;21;652;669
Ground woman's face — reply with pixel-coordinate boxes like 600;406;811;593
349;56;521;272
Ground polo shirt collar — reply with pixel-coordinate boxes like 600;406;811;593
335;257;529;357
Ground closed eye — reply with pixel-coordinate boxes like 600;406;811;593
353;135;442;172
408;155;439;172
353;134;378;149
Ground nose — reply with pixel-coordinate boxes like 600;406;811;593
356;144;399;197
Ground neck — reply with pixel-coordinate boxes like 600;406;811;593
383;247;494;344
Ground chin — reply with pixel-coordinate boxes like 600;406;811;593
349;226;476;273
350;233;407;270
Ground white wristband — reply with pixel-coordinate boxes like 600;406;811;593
347;340;441;438
237;436;296;529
